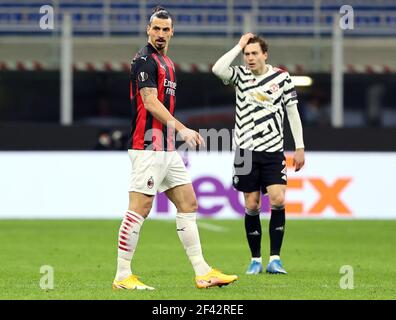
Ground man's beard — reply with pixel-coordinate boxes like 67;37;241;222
155;41;166;51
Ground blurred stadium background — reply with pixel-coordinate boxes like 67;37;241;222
1;0;396;300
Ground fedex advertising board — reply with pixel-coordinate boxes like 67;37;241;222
0;151;395;219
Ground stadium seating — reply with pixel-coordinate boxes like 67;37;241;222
0;0;395;36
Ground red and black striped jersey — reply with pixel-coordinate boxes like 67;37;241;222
129;43;177;151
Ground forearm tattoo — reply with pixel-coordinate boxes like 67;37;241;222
140;87;158;101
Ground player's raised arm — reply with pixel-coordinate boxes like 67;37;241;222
212;33;255;82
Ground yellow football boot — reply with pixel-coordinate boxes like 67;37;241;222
112;275;155;290
195;268;238;289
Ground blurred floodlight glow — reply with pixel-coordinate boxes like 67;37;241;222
291;76;313;87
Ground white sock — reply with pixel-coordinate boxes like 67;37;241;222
176;212;211;276
252;257;262;263
269;255;280;263
115;210;145;281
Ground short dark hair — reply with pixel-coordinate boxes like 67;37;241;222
149;6;173;26
243;36;268;53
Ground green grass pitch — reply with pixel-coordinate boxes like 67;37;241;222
0;219;395;300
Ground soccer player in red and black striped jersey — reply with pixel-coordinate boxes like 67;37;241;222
112;6;238;290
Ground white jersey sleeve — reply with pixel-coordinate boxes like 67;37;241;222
282;72;304;149
212;45;242;85
286;104;305;149
282;72;299;107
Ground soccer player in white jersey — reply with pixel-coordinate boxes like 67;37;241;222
212;33;305;275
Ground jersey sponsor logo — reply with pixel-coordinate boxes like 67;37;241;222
140;56;148;61
138;72;148;82
164;79;176;89
250;91;271;103
147;176;154;189
249;91;272;108
165;88;175;96
164;78;176;96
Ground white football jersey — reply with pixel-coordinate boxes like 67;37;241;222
225;64;298;152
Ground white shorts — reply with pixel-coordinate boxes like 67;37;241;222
128;150;192;195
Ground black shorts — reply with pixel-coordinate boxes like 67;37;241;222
233;148;287;194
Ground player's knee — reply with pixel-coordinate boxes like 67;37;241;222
245;207;260;216
129;200;153;218
245;197;260;211
269;194;285;207
187;198;199;213
178;198;198;213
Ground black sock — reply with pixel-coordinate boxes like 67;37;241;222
244;209;262;258
269;206;286;256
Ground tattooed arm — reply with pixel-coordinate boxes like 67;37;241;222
140;87;204;147
140;87;184;131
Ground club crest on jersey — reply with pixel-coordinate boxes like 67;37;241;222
138;72;148;82
270;83;279;93
147;176;154;189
